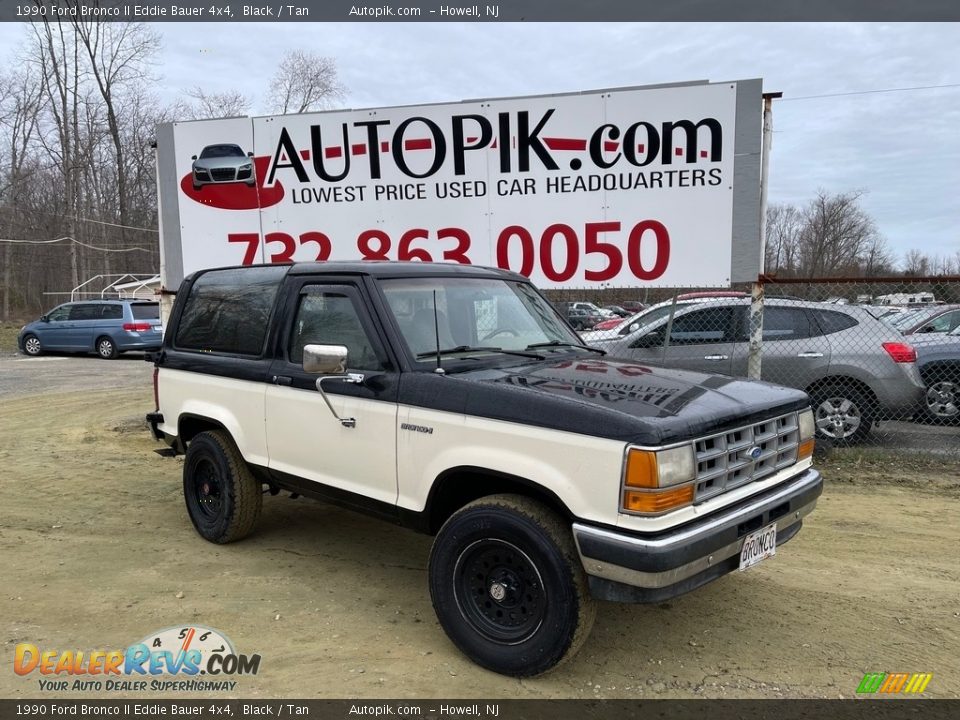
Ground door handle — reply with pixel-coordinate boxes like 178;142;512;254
796;352;824;358
271;375;292;386
703;354;729;361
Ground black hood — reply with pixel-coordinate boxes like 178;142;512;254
399;356;810;446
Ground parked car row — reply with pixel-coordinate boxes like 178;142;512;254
16;292;960;436
580;296;960;437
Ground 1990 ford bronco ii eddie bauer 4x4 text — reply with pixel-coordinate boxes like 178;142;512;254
148;262;822;676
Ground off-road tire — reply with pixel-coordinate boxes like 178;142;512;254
183;430;262;544
428;494;596;677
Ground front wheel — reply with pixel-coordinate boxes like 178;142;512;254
22;334;42;356
183;430;262;543
920;367;960;424
428;495;595;677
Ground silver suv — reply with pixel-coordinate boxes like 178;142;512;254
590;298;925;443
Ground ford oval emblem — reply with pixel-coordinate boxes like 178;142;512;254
748;446;763;460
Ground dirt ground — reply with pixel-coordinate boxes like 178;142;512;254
1;353;958;699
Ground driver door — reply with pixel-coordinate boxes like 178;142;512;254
264;282;399;505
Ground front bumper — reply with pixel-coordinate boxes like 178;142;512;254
573;467;822;603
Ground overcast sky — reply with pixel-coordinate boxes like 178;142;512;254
2;21;958;264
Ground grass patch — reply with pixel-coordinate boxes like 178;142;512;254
818;445;960;493
0;323;22;354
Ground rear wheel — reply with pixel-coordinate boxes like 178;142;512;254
183;430;262;543
96;336;118;359
811;383;874;444
428;494;595;677
23;334;42;356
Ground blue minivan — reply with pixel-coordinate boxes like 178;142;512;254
18;300;162;359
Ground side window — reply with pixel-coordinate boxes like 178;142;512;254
100;305;124;320
812;310;858;336
289;290;384;371
69;305;100;321
667;307;736;345
175;266;287;355
47;306;71;322
924;310;960;333
762;307;813;341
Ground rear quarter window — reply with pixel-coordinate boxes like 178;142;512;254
812;309;859;335
174;266;287;355
131;303;160;320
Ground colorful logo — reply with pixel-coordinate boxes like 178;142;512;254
14;625;260;692
857;672;932;694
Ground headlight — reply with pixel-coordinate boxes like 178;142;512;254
621;444;696;515
240;163;252;171
798;408;815;460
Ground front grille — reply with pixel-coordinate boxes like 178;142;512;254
210;168;236;182
693;411;800;502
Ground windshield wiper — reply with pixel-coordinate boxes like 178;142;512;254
525;340;607;355
417;345;545;360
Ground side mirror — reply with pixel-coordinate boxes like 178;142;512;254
40;315;48;322
302;344;363;428
191;155;197;160
303;343;348;374
247;151;254;157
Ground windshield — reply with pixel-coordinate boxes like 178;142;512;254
200;144;244;158
378;277;580;362
889;308;931;328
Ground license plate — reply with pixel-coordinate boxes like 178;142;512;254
739;522;777;571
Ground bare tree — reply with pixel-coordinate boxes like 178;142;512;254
795;190;880;277
764;203;802;276
902;249;930;277
29;17;85;290
861;234;895;277
268;50;345;114
73;18;160;247
182;87;252;119
0;66;42;319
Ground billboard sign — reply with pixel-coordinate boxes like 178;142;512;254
156;80;762;289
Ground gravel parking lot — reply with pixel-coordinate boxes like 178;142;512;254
1;352;958;699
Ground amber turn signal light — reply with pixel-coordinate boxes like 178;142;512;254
623;485;694;514
798;438;815;460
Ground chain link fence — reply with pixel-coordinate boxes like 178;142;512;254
545;278;960;455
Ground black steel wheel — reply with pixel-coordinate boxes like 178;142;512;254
183;430;262;543
429;494;595;677
455;538;546;644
